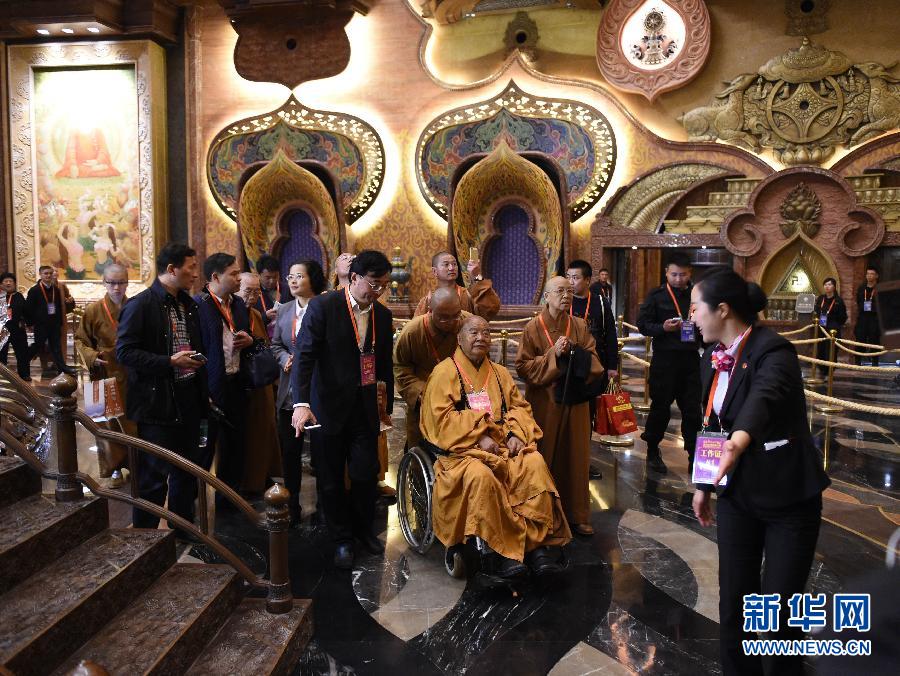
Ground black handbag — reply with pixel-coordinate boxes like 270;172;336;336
242;339;280;388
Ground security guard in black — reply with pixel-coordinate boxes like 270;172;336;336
636;258;702;474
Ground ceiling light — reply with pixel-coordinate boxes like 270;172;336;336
61;28;74;34
36;29;50;35
87;27;100;34
631;245;638;250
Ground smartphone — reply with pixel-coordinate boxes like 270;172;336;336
469;246;479;264
189;352;207;363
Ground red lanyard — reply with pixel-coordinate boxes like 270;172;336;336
864;287;875;302
210;292;235;332
452;356;491;393
101;298;119;330
538;312;570;349
423;315;441;363
570;293;591;320
259;280;280;311
40;283;56;306
819;297;836;316
666;283;686;320
345;287;374;352
704;328;752;427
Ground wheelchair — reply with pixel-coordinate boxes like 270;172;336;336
396;445;467;579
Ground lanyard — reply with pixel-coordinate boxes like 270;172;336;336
39;283;56;306
423;315;442;363
259;281;280;311
538;312;570;349
818;296;836;316
703;328;752;429
210;292;235;332
101;298;119;330
666;283;686;320
345;287;374;352
864;287;876;302
570;293;591;320
452;356;491;393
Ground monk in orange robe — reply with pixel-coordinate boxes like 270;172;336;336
414;251;500;320
516;277;604;536
420;315;571;578
394;286;469;448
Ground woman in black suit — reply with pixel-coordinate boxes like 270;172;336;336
690;267;830;676
814;277;847;379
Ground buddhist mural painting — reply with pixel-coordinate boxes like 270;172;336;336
32;66;140;281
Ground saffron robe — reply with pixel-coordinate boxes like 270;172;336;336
515;308;603;524
420;348;571;561
414;282;500;321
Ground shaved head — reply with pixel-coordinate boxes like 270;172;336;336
544;275;573;314
544;276;569;294
430;285;464;335
431;286;459;311
432;251;455;267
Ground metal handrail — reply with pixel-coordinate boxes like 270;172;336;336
0;363;293;613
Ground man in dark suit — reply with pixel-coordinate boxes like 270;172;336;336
0;272;32;380
25;265;75;375
196;253;254;492
291;250;394;569
116;242;207;531
255;254;284;334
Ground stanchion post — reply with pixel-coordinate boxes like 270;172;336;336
264;482;293;613
814;329;843;414
804;318;824;386
616;315;629;382
633;336;651;412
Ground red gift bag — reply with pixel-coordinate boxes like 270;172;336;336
593;394;610;435
600;382;637;435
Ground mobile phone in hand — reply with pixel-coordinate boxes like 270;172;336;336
189;352;207;363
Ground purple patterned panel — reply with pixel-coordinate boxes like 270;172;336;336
278;210;324;278
483;204;541;305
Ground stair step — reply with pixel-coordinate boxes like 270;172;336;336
0;494;107;596
186;599;313;676
54;564;243;676
0;455;40;509
0;529;174;676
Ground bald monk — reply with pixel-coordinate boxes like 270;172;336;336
516;277;604;536
394;286;468;448
420;315;571;578
414;251;500;320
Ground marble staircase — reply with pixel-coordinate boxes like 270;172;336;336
0;455;312;676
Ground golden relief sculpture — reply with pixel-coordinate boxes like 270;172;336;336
680;38;900;165
779;182;821;238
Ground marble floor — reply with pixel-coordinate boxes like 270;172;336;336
17;343;900;675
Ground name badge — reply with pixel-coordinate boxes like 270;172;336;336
360;352;376;386
467;391;493;418
47;302;56;315
863;300;873;312
692;432;729;486
819;314;828;327
680;320;695;342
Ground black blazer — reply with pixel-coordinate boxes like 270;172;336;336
116;279;208;425
195;289;251;409
25;283;63;328
698;326;830;509
290;289;393;434
4;291;27;336
814;294;847;331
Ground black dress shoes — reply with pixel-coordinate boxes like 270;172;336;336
589;464;603;479
646;449;668;475
527;546;562;576
495;555;528;579
334;543;354;569
358;532;385;555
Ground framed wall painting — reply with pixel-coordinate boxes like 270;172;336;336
7;40;167;299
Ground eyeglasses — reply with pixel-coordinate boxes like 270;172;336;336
359;277;387;293
549;288;574;297
103;280;128;286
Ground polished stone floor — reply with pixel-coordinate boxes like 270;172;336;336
21;340;900;675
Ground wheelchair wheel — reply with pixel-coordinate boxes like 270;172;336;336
397;446;436;554
444;545;466;579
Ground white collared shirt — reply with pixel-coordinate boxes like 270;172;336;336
294;297;308;337
210;290;240;376
712;328;751;416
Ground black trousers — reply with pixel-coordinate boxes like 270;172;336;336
277;407;303;513
132;379;203;529
318;396;379;545
642;350;701;456
29;322;67;371
717;491;822;676
815;326;842;377
202;376;247;491
854;319;880;366
0;329;31;379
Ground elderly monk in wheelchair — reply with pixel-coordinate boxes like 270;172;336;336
419;314;571;579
